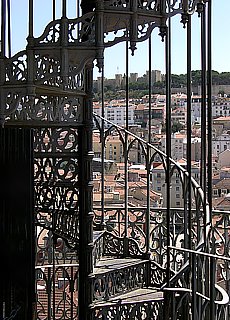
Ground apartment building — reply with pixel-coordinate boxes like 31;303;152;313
93;101;135;128
213;116;230;134
160;132;187;161
212;133;230;156
151;159;200;208
218;149;230;168
134;103;165;127
171;107;186;126
212;101;230;118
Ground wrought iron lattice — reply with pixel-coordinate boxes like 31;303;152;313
35;264;79;320
34;127;80;251
1;1;229;320
94;298;164;320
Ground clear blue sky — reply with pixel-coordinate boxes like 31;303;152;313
4;0;230;79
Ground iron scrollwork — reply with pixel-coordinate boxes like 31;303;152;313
35;264;79;319
34;127;79;251
94;261;147;301
94;298;164;319
7;95;81;123
5;51;27;83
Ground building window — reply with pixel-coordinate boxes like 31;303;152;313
176;201;181;206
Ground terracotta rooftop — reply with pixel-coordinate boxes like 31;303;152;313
214;116;230;121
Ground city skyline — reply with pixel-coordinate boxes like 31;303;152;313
94;0;229;79
4;0;230;79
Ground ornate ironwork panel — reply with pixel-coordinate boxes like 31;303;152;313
94;261;147;301
34;127;80;254
35;264;79;320
93;298;164;320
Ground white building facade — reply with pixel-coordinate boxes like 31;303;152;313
93;102;135;128
213;133;230;156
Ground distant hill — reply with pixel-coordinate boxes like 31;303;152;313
171;70;230;87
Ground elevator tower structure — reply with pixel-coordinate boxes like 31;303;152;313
1;1;230;320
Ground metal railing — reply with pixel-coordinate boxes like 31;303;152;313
35;263;79;320
166;246;230;320
92;113;229;318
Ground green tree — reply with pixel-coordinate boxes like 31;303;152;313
218;90;225;97
172;121;184;133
